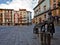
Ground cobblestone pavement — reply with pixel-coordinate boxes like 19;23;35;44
0;25;40;45
0;25;60;45
51;26;60;45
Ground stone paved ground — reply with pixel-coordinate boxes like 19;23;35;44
51;26;60;45
0;25;60;45
0;25;40;45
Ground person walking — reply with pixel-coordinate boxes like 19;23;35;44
47;22;55;38
33;26;39;37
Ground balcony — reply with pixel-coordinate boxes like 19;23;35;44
5;17;11;19
22;19;27;20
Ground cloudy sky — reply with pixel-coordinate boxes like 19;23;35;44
0;0;38;10
0;0;38;18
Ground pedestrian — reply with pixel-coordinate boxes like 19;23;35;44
51;22;55;38
33;26;39;37
40;20;46;32
47;22;55;38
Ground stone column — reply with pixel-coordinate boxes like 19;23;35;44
12;11;14;25
2;11;5;25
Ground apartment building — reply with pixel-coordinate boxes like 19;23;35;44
33;0;50;24
33;0;60;24
19;9;27;25
0;9;3;25
14;11;19;25
50;0;60;23
0;9;32;25
27;11;32;24
0;9;14;25
4;9;14;25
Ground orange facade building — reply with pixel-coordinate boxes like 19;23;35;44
0;9;3;25
50;0;60;16
0;9;14;25
33;0;60;24
50;0;60;23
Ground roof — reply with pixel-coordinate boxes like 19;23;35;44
0;8;14;11
19;9;26;11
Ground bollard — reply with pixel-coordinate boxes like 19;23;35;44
46;32;51;45
40;32;44;45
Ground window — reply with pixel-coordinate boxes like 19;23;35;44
36;10;38;14
36;22;37;24
6;19;9;22
39;6;40;9
44;14;46;18
24;12;25;14
53;0;56;2
44;5;46;11
24;17;26;18
36;18;37;20
53;4;56;8
9;19;11;22
6;11;8;12
9;11;12;14
20;12;22;15
0;13;2;17
39;6;41;12
24;15;26;18
39;17;41;23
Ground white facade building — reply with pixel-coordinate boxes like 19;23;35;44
27;11;32;24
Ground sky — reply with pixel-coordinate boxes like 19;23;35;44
0;0;38;18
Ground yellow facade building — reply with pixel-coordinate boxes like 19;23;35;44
19;9;27;25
